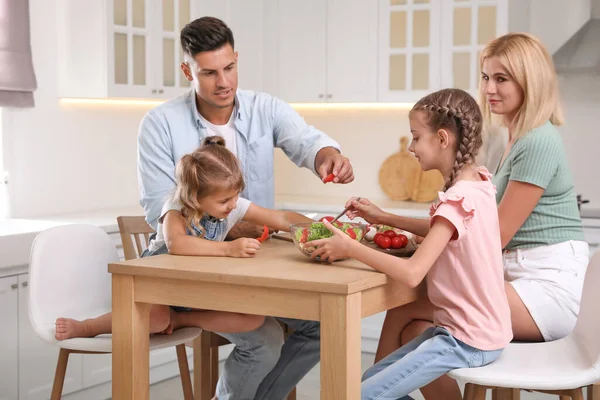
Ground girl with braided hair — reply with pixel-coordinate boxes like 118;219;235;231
349;33;588;400
309;88;511;399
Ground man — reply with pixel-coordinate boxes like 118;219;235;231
137;16;354;400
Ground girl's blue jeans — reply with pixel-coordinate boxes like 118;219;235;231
361;326;503;400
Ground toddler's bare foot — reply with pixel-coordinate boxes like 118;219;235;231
156;309;179;335
55;318;90;340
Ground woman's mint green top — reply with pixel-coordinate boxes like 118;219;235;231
492;121;584;250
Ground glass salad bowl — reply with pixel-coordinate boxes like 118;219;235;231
289;221;366;259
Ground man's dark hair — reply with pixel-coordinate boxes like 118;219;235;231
180;17;235;58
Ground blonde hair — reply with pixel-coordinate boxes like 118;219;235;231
410;88;483;191
479;32;564;139
175;135;244;235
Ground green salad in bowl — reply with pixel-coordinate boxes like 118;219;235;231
289;221;366;259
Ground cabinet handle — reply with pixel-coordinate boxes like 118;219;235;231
158;89;164;94
318;94;324;99
151;89;157;94
22;281;28;288
327;94;332;99
11;283;18;290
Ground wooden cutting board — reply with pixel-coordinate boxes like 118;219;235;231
378;137;445;203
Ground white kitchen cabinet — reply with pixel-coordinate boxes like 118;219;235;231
193;0;278;93
582;222;600;258
275;0;378;103
18;274;84;400
440;0;508;94
0;276;18;400
378;0;442;101
58;0;196;99
378;0;508;102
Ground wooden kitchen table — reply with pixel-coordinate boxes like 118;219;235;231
109;238;424;400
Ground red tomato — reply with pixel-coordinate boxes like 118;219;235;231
390;236;402;249
397;234;408;248
300;228;308;243
382;230;397;239
377;236;391;249
373;233;384;245
320;216;334;223
323;173;335;183
345;228;357;240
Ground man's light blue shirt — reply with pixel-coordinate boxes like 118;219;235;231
138;89;341;229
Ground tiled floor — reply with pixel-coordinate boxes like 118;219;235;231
147;353;568;400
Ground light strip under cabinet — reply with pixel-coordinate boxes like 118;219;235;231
59;98;415;110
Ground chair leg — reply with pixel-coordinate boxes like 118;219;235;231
492;388;520;400
570;388;584;400
50;348;70;400
464;383;487;400
589;383;600;400
210;346;219;395
194;333;214;400
287;387;297;400
176;344;195;400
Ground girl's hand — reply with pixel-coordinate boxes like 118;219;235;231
344;197;387;224
309;220;357;263
227;238;261;258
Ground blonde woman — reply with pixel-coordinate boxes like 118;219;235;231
372;33;588;400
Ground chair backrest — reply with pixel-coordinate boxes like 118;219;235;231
117;216;155;260
572;251;600;367
29;224;118;343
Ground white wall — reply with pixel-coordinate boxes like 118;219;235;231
274;104;600;207
558;75;600;205
593;0;600;18
529;0;590;54
1;0;149;218
508;0;531;32
2;0;599;219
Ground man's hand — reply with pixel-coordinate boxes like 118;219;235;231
226;221;274;241
315;147;354;184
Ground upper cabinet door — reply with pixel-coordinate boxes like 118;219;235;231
378;0;442;102
107;0;155;98
440;0;508;95
276;0;328;103
194;0;276;93
326;0;378;102
155;0;194;99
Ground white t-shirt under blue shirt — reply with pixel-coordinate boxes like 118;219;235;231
147;196;252;253
197;106;238;155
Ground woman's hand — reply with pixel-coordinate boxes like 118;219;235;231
309;220;357;263
344;197;387;225
227;238;261;258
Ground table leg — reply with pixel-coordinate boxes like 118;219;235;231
320;293;362;399
112;274;150;400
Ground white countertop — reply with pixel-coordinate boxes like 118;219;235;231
0;197;430;273
2;196;597;273
0;205;144;273
276;195;431;218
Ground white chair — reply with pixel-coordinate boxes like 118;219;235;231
29;224;201;400
449;252;600;400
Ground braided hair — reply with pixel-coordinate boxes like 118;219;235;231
410;88;483;191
